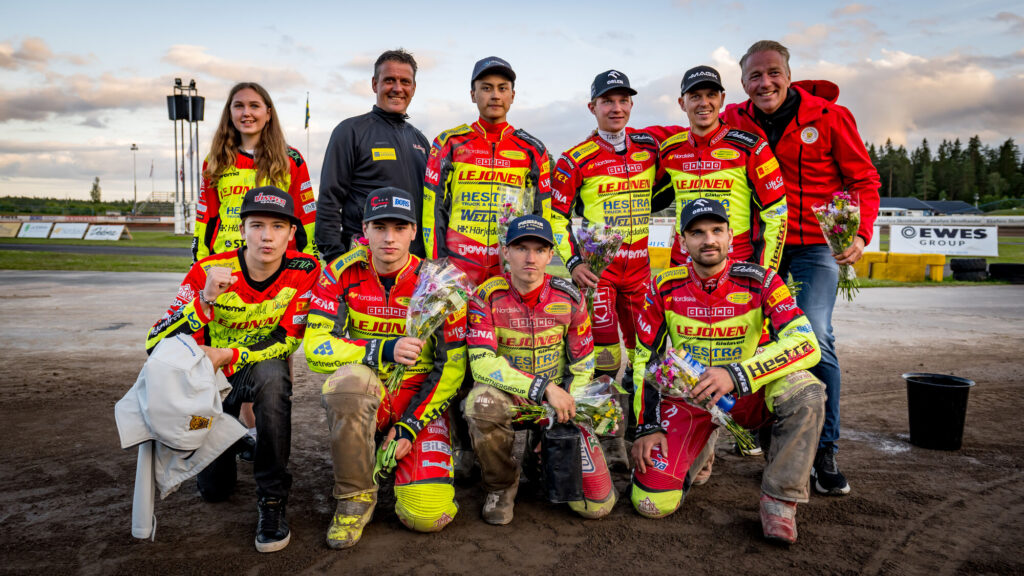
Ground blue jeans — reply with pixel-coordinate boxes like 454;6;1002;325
778;245;840;452
197;359;293;501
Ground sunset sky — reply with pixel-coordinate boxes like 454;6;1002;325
2;0;1022;201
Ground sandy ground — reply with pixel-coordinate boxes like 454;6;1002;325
1;271;1023;576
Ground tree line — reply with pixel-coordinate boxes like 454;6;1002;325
869;136;1024;208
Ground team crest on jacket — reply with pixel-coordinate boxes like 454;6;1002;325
801;127;819;144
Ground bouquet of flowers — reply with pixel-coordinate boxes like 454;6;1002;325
645;346;757;452
497;185;536;247
812;191;861;301
575;223;624;316
508;378;624;436
382;258;476;394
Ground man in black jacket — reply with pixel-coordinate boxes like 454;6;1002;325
317;49;431;262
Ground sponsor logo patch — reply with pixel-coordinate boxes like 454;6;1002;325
631;151;651;162
726;292;752;304
800;127;819;144
756;157;780;179
767;285;791;308
544;302;570;315
500;150;526;160
710;148;740;160
372;148;397;161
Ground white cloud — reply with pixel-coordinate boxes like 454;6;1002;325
162;45;305;87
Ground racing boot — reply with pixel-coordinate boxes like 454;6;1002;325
326;491;377;549
482;473;519;526
759;493;798;544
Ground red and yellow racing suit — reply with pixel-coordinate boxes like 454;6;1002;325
194;147;317;262
651;124;787;269
303;245;467;532
422;119;551;286
628;260;823;517
465;274;613;517
146;248;318;376
550;129;665;376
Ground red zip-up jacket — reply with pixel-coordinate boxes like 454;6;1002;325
722;80;880;246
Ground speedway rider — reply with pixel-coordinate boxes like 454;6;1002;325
422;56;552;286
629;199;825;544
463;215;614;525
650;65;787;270
304;187;467;549
550;69;665;380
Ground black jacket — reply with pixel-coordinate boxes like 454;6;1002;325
316;105;430;262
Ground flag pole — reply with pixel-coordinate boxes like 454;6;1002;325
305;92;310;160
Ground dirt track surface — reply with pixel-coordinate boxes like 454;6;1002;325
1;272;1023;576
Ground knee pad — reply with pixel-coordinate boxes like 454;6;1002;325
322;364;382;399
463;385;512;424
630;477;682;519
568;490;616;519
594;344;621;376
394;483;458;533
767;370;826;415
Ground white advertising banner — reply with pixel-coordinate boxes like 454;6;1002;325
648;224;674;248
50;223;90;239
865;226;881;252
889;225;998;256
84;225;127;241
17;222;52;238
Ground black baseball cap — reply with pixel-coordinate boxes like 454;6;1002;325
591;69;637;100
680;65;725;94
239;186;299;225
505;215;554;246
680;198;730;232
471;56;516;87
362;187;417;224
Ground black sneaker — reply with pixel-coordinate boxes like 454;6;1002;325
255;497;291;553
811;447;851;495
237;434;256;463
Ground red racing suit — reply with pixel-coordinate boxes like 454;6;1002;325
631;260;820;438
422;119;552;286
194;148;317;261
722;80;880;247
651;124;787;269
303;245;467;441
146;248;318;376
467;274;595;400
550;130;665;375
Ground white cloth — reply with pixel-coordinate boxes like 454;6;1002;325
115;335;247;540
598;128;626;152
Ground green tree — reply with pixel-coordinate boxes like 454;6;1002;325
89;177;102;203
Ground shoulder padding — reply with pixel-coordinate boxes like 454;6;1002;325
567;140;600;164
655;266;689;288
628;131;657;146
286;146;305;167
549;276;581;303
476;276;510;302
722;129;760;149
329;244;368;278
659;130;689;151
286;254;318;272
513;128;547;154
435;124;472;147
729;261;767;283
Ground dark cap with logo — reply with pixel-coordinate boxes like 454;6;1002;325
362;186;417;224
680;198;730;232
471;56;516;86
591;69;638;100
680;65;725;94
239;186;299;225
505;215;554;246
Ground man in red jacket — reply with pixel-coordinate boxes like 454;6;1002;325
722;40;881;496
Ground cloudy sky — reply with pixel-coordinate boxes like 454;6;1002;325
2;0;1022;201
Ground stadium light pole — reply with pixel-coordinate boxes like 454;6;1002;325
130;143;139;214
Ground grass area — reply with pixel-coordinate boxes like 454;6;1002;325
0;229;191;248
0;251;191;273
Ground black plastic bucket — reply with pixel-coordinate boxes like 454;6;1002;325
903;373;975;450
